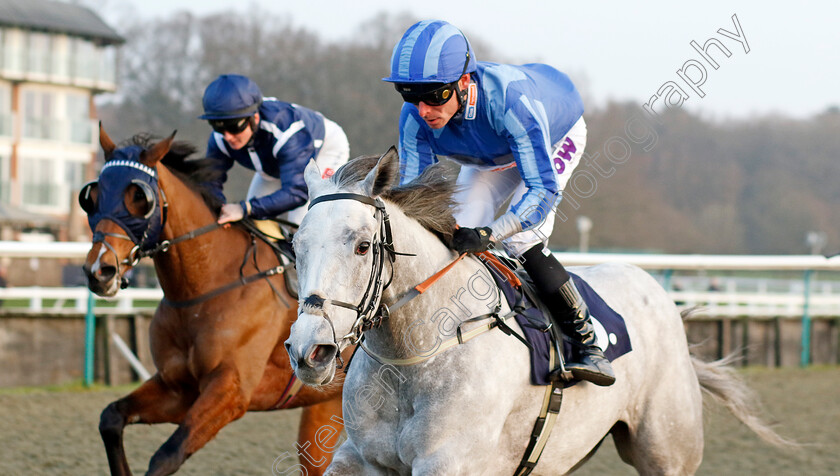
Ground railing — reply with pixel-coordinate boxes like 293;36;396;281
671;290;840;318
2;242;839;368
3;284;838;318
0;286;162;314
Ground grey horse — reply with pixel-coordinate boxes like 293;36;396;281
285;148;790;475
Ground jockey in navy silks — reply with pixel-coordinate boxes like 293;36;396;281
384;20;615;386
200;74;350;225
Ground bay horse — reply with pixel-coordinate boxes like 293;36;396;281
284;149;791;475
82;125;345;476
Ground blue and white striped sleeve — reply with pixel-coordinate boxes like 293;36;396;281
501;93;559;232
397;104;436;185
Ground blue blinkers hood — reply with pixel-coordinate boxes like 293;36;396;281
86;146;165;249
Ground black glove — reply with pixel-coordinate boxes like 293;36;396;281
452;227;493;254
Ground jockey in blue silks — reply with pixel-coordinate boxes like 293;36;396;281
200;74;350;225
384;20;614;386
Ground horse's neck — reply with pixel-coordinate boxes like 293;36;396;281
369;207;496;357
152;166;244;296
383;207;454;300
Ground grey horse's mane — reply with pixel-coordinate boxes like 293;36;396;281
332;156;457;245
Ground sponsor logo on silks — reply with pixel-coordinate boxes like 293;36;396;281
551;137;577;175
465;83;478;120
321;167;335;179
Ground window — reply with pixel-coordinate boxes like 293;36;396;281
1;28;23;73
22;157;57;207
67;93;91;143
99;46;116;83
71;38;97;81
27;32;52;75
0;83;10;136
64;160;84;191
22;90;57;140
0;154;9;204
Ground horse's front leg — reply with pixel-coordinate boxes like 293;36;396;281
324;439;383;476
296;397;345;475
99;374;195;476
145;364;250;476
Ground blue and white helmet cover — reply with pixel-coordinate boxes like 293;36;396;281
383;20;476;84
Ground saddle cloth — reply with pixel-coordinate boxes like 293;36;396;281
485;262;632;386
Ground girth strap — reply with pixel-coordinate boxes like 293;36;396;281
514;345;564;475
270;374;305;410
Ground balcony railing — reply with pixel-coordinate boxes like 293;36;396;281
0;47;117;89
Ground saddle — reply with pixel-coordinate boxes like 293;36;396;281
478;252;632;387
240;218;298;300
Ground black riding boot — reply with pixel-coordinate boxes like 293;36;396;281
520;245;616;386
554;279;616;386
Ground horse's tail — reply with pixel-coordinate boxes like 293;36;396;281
682;310;797;449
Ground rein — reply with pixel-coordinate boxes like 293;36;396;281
159;223;292;309
305;192;522;369
305;191;563;475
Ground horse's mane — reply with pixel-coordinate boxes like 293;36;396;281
118;133;224;212
332;156;457;245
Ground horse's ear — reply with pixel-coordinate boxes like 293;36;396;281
140;130;177;166
99;122;116;159
304;159;326;197
362;146;399;197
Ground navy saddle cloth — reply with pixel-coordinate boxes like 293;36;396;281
487;266;632;386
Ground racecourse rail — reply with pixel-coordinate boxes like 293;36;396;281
1;241;839;378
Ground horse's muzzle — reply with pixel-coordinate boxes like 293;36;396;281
286;341;337;368
83;263;120;297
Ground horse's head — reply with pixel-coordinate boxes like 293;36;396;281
81;124;175;296
285;148;400;386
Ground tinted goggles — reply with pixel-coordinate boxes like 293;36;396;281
208;117;250;134
395;82;457;106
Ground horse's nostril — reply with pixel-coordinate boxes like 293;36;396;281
285;341;298;363
307;344;336;367
98;265;117;282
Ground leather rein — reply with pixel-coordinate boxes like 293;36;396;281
95;178;289;308
304;192;516;369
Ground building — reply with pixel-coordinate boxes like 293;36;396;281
0;0;123;242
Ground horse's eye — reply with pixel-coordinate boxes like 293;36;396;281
356;241;371;255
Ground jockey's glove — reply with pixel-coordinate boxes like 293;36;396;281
452;226;493;254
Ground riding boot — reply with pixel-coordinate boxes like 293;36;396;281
553;279;616;386
520;245;615;386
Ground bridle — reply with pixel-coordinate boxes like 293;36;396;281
304;193;399;359
82;159;178;288
302;192;517;371
84;158;288;304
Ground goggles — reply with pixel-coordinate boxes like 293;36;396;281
394;44;471;107
395;82;457;106
208;117;250;134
